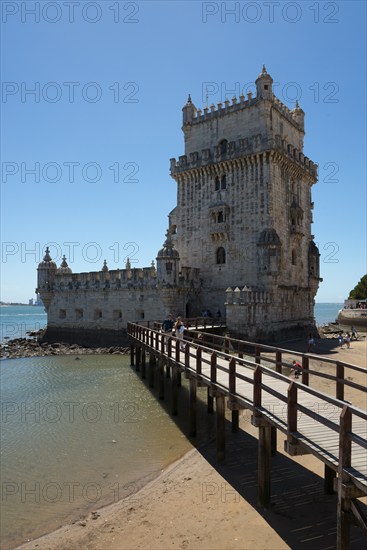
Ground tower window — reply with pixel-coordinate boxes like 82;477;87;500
59;309;66;319
216;247;226;265
75;309;83;319
221;175;226;189
220;139;228;155
215;176;220;191
218;211;224;223
94;309;102;320
292;249;297;265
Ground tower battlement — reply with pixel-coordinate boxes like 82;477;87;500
170;136;317;179
184;92;302;131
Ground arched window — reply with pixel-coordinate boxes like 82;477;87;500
216;247;226;264
221;175;226;189
215;176;220;191
218;211;224;223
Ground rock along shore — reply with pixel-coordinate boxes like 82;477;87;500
1;336;129;360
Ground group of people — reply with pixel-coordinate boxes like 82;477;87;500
338;329;355;349
161;314;185;350
338;326;359;349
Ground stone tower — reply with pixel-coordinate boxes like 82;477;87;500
36;67;321;345
170;66;321;338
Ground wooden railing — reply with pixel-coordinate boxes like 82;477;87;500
128;322;367;403
128;322;367;488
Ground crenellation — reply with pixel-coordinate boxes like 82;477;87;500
170;137;317;179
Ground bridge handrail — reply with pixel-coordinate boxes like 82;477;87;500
129;322;367;401
128;322;367;485
128;322;367;416
183;325;366;374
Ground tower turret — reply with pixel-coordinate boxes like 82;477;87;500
291;100;305;132
182;94;196;126
255;65;273;100
36;247;57;309
156;229;180;286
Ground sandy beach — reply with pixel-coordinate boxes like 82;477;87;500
17;339;367;550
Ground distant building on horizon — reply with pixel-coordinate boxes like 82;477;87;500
37;67;321;346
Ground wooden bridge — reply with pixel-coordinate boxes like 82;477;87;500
127;321;367;549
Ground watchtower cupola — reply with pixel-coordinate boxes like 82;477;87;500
36;247;57;309
156;229;180;286
255;65;273;100
57;255;72;274
291;100;305;132
182;94;197;126
37;247;57;290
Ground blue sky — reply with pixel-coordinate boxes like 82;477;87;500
1;0;366;303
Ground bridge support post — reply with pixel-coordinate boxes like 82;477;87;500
166;364;171;378
148;354;155;388
207;387;214;413
324;464;336;494
231;410;239;432
135;347;141;372
158;360;165;400
177;370;182;387
258;422;272;508
216;395;225;464
189;378;197;437
141;350;146;379
130;345;135;367
337;406;352;550
271;426;277;455
171;366;178;416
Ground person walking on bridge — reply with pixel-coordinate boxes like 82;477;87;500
162;314;174;334
174;316;185;350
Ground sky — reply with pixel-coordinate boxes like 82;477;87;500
1;0;366;303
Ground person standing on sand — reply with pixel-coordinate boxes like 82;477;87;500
338;332;344;349
307;333;315;352
351;326;357;340
174;316;185;350
345;333;351;349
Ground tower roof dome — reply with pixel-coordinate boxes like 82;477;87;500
256;64;273;82
157;229;179;259
38;247;57;269
57;255;72;274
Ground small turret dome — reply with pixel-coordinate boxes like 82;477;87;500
57;255;72;274
38;247;57;269
256;64;273;81
157;229;180;259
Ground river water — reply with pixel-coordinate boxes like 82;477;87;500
0;354;197;549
